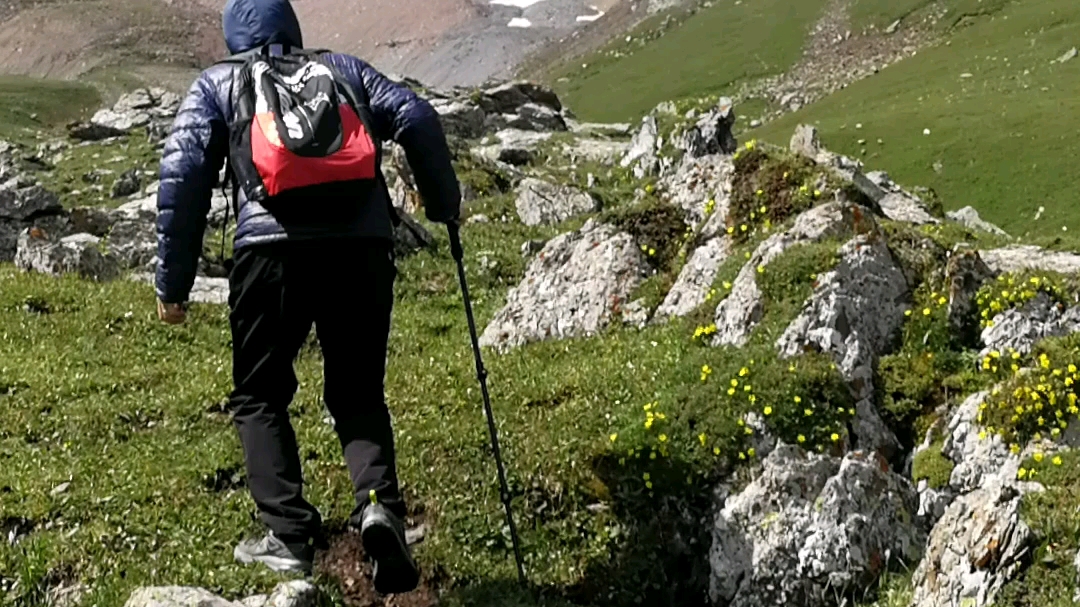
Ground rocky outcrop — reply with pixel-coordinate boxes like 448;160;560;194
14;229;120;281
980;292;1080;357
654;237;731;321
514;178;600;226
620;115;660;179
709;445;924;607
712;202;877;347
777;234;911;459
0;165;68;261
910;483;1036;607
865;171;940;225
479;219;649;351
947;206;1009;237
659;154;734;226
124;581;316;607
946;247;996;341
980;245;1080;275
68;88;181;142
675;98;737;158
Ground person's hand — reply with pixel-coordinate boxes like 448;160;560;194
157;299;187;325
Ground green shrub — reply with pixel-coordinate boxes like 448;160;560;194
911;440;954;490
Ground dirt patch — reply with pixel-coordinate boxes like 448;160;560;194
316;523;442;607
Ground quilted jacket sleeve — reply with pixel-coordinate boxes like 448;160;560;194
324;53;461;224
155;71;228;304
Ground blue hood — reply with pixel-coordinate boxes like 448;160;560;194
223;0;303;54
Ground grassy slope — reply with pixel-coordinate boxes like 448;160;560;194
752;0;1080;239
0;76;100;143
549;0;830;124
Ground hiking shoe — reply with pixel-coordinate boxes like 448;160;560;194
355;502;419;594
234;531;314;575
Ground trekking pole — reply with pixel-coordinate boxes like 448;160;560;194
447;220;528;587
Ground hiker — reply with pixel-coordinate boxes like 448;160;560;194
153;0;461;593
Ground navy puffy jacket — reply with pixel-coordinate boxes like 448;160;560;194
155;0;461;304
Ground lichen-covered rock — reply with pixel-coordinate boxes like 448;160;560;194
431;99;486;139
514;178;600;226
776;234;910;458
654;237;731;321
111;168;142;199
947;206;1009;237
560;138;631;164
946;247;995;343
659;154;734;226
709;445;924;607
676;98;737;158
124;586;240;607
980;245;1080;275
481;81;562;114
620;115;659;179
911;483;1037;607
72;88;181;142
393;210;436;257
980;292;1080;357
252;581;319;607
474;129;553;164
943;391;1020;493
865;171;939;225
713;203;876;347
15;229;120;281
505;103;567;132
479;219;649;351
0;177;63;222
790;124;825;161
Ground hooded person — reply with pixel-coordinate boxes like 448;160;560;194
154;0;461;593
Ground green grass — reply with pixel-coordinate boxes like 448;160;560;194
752;0;1080;240
35;135;162;208
0;76;100;143
548;0;830;123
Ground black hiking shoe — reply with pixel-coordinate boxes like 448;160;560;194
353;498;419;595
233;531;314;575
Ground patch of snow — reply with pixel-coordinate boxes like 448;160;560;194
508;17;533;27
576;6;605;22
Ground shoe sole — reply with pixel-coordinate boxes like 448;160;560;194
361;521;420;594
234;548;311;575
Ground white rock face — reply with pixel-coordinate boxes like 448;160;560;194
776;234;910;458
654;237;732;321
713;203;877;347
980;245;1080;275
514;177;600;226
479;219;649;351
980;292;1080;357
947;206;1009;236
709;445;924;607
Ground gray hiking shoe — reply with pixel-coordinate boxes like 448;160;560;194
354;497;419;594
234;531;314;574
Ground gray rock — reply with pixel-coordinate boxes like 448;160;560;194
505;103;567;132
261;581;318;607
713;203;878;347
790;124;824;161
393;210;436;257
980;291;1080;357
1053;47;1077;64
659;154;735;225
0;178;63;222
479;219;649;351
676;98;737;157
131;272;230;305
865;171;939;224
1073;548;1080;603
911;483;1037;607
107;218;158;270
947;206;1009;236
431;99;486;139
654;237;731;321
15;229;120;281
709;445;924;607
514;178;600;226
481;81;562;114
559;138;631;164
980;245;1080;275
124;587;241;607
567;121;632;137
776;234;910;458
91;108;153;132
946;247;996;339
474;129;553;164
620;115;659;179
944;392;1021;493
111;169;142;199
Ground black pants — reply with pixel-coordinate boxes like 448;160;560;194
227;237;405;543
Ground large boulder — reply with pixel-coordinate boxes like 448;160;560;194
479;219;649;351
675;98;737;158
69;88;181;142
980;292;1080;357
713;203;878;347
620;115;660;179
514;178;600;226
865;171;939;225
654;237;732;321
943;392;1021;494
945;246;996;343
659;154;735;226
0;175;67;260
776;234;910;459
15;229;119;281
980;245;1080;275
480;81;562;114
430;99;486;139
910;484;1037;607
709;445;924;607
